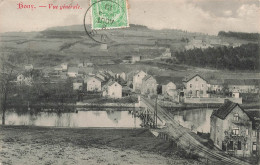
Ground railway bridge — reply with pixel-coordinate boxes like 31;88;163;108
137;96;250;165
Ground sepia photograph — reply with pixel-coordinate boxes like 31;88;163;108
0;0;259;164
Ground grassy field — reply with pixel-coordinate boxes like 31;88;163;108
0;126;202;165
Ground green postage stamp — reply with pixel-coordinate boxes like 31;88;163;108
91;0;129;30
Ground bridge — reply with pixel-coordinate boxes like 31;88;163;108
137;96;250;165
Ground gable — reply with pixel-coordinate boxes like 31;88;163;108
134;71;146;78
188;75;207;84
225;106;251;121
211;100;250;120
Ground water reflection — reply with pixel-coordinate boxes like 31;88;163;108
173;109;213;133
0;110;142;128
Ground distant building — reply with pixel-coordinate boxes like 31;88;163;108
210;100;258;156
132;56;141;64
16;74;32;86
73;82;83;90
61;63;68;71
209;79;224;93
224;79;260;93
141;75;157;95
24;64;33;71
84;76;102;92
102;81;122;98
67;67;79;77
133;70;147;92
54;66;63;73
161;48;171;58
162;81;177;96
116;72;126;81
183;74;208;97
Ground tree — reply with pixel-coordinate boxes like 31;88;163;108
0;55;17;125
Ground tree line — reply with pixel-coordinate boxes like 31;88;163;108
172;43;259;70
218;31;259;41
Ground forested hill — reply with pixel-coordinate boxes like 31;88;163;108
174;43;259;70
218;31;260;41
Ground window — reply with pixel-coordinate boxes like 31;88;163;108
253;130;257;137
112;92;114;95
202;84;204;87
233;114;239;121
237;141;242;150
253;142;257;151
190;84;192;88
200;90;203;94
246;129;249;135
245;143;248;151
232;127;239;135
195;78;198;81
227;141;233;150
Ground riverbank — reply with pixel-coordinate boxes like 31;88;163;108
0;126;202;165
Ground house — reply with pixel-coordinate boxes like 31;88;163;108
162;81;177;96
73;82;83;90
79;67;94;76
141;75;157;95
161;48;171;58
24;64;33;71
133;70;147;92
61;63;68;71
132;55;141;64
54;66;63;73
84;76;102;91
102;81;122;98
210;100;258;156
183;74;208;97
224;79;260;93
209;79;224;93
16;74;32;86
67;67;79;77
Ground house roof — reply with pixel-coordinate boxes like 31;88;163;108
102;80;121;90
84;76;102;83
211;100;249;120
183;74;208;83
142;75;153;81
224;79;260;86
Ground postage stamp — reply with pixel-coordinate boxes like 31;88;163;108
91;0;129;30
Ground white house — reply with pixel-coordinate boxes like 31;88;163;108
162;81;177;96
84;76;102;91
103;81;122;99
67;67;79;77
24;64;33;71
133;70;147;92
183;74;209;97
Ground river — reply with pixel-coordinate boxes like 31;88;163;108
0;110;142;128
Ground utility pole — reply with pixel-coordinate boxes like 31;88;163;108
154;96;158;128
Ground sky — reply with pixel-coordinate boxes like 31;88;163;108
0;0;259;35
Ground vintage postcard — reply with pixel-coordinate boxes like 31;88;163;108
0;0;260;164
